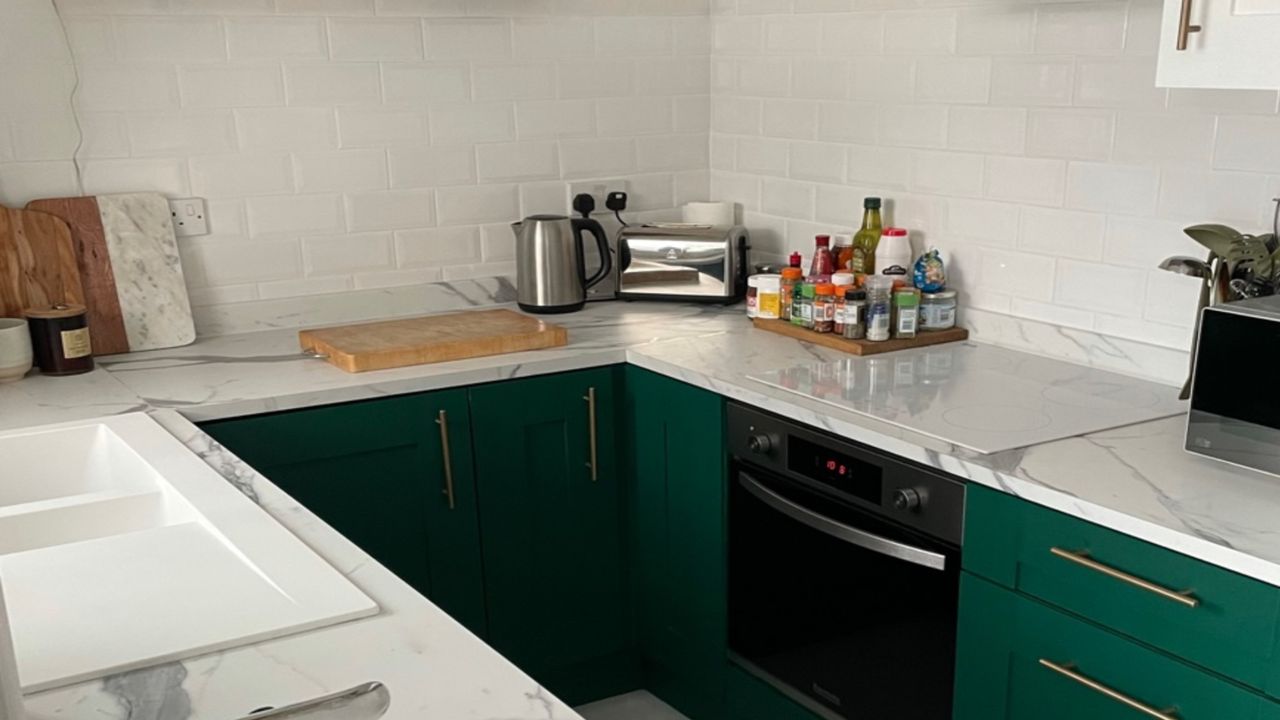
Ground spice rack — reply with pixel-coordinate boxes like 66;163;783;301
751;318;968;356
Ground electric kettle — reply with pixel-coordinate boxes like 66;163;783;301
512;215;612;314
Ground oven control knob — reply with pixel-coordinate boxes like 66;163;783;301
747;434;774;455
893;488;922;512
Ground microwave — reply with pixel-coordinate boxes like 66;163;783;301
1186;295;1280;475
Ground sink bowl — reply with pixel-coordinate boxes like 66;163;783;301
0;414;377;692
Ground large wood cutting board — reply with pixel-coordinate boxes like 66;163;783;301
299;309;569;373
0;206;85;319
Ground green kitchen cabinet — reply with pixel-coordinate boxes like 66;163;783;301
468;367;636;704
953;573;1280;720
201;391;487;636
627;367;728;720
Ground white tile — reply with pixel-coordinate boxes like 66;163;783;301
429;103;515;144
1009;298;1095;331
1019;206;1105;260
986;156;1066;207
956;7;1033;55
279;0;375;13
598;97;673;136
1054;259;1147;316
637;134;708;172
948;106;1025;154
395;226;483;267
1214;116;1280;173
990;57;1074;107
713;97;764;139
303;232;394;274
0;162;80;207
520;181;569;216
560;138;636;178
820;14;884;56
179;64;285;109
675;96;711;133
381;63;471;104
817;101;879;143
476;141;560;182
1123;0;1163;56
674;170;711;207
337;107;428;147
236;107;337;150
877;105;948;148
710;135;736;171
473;62;557;101
352;267;443;289
909;150;985;197
713;17;763;53
1074;57;1166;109
1035;3;1126;54
764;16;822;54
1065;161;1159;214
346;189;436;231
258;276;353;299
81;158;190;197
1025;109;1114;161
7;113;77;162
1103;215;1200;268
946;198;1019;245
293;149;387;193
512;17;594;58
883;11;955;55
1112;111;1215;165
481;222;518;261
198;240;302;286
329;18;423;60
675;15;711;55
914;57;990;104
628;173;677;211
789;141;846;182
736;137;789;176
126;112;238;157
637;58;712;96
436;184;520;225
285;63;382;106
739;0;792;13
246;193;344;236
795;0;854;11
597;17;672;56
763;100;818;140
227;17;327;60
190;154;294;197
60;17;115;59
78;115;131;159
791;59;850;101
848;144;910;189
734;58;791;96
558;59;634;98
815;183;863;225
761;178;816;219
1168;89;1279;114
1142;269;1203;327
1156;169;1270;225
425;19;511;59
850;58;915;102
516;99;597;138
387;144;471;188
980;247;1056;302
114;16;225;61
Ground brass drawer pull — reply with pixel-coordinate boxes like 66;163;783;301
584;387;598;482
1175;0;1202;50
1040;659;1180;720
1050;547;1199;608
436;409;456;510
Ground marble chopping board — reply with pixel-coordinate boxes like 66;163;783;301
27;193;195;354
749;342;1187;454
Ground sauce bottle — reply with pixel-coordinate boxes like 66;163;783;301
808;235;834;282
850;197;883;275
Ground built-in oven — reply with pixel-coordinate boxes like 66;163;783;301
727;402;965;720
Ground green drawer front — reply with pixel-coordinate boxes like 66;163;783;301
954;574;1280;720
965;485;1280;696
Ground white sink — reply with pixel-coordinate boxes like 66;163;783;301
0;414;377;693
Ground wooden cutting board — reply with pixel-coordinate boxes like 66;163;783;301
27;193;196;354
0;206;85;319
299;309;570;373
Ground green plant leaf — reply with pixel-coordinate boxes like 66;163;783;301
1184;224;1244;259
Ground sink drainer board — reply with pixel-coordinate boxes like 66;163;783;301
0;414;378;692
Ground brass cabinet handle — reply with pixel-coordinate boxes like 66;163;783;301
436;409;456;510
1176;0;1202;50
583;387;598;482
1040;659;1181;720
1050;547;1199;608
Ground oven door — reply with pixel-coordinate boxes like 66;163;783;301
727;463;961;720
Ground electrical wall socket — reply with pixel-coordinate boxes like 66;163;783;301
167;197;209;238
567;179;629;217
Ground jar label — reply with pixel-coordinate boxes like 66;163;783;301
61;327;92;359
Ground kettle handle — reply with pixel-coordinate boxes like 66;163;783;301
573;218;613;290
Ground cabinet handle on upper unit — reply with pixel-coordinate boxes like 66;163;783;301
584;387;598;482
436;409;456;510
1176;0;1202;50
1039;659;1181;720
1050;547;1199;608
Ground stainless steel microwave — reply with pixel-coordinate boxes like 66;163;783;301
1187;295;1280;475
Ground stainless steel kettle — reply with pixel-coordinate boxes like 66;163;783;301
512;215;612;314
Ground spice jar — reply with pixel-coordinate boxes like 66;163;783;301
746;275;761;318
780;267;803;321
841;289;867;339
864;276;894;342
893;287;920;339
813;283;836;333
920;290;957;331
797;283;816;329
24;304;94;376
756;274;781;320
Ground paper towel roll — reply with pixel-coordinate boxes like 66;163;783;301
682;202;735;227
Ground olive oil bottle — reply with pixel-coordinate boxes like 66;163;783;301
850;197;883;276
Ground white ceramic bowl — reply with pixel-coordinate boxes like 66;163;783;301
0;319;34;384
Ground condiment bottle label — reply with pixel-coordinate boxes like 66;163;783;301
60;328;92;359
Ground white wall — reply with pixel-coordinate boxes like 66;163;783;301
708;0;1280;353
0;0;710;307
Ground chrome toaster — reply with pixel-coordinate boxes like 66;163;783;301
616;224;749;303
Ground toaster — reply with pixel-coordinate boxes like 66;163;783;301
617;224;749;303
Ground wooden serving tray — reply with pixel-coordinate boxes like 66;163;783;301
300;308;568;373
752;317;968;356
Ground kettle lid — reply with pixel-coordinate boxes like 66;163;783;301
525;214;569;221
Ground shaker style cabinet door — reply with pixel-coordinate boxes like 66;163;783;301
468;367;633;705
1156;0;1280;89
200;391;488;637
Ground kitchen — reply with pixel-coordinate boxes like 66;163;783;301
1;0;1279;718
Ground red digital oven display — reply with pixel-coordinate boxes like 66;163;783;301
788;436;882;503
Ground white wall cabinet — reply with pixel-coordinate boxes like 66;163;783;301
1156;0;1280;89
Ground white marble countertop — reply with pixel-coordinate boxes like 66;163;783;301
4;297;1280;718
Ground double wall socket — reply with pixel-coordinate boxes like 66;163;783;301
167;198;209;238
567;179;629;217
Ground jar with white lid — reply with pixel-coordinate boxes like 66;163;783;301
755;274;782;319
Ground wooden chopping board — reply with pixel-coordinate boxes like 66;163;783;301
27;193;196;354
0;206;85;319
299;309;570;373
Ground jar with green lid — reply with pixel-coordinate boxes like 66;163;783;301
792;283;816;329
893;287;920;339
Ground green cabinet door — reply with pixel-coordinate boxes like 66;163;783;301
469;367;635;704
627;367;728;720
200;391;487;636
953;573;1280;720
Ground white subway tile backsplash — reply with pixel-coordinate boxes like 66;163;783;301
763;100;819;139
735;58;791;97
1214;116;1280;174
597;16;673;55
304;232;395;274
789;141;846;182
388;143;474;189
285;63;382;106
1065;161;1159;214
1112;111;1215;165
956;7;1033;55
985;156;1066;206
516;99;597;138
980;248;1056;302
126;112;238;157
79;66;181;111
81;158;191;197
258;276;354;299
598;97;674;136
329;18;423;60
180;64;286;109
1018;206;1105;260
877;105;948;149
560;137;637;177
347;189;436;230
713;97;764;135
476;141;560;181
1074;57;1167;109
819;14;883;56
1054;259;1147;316
850;58;914;102
1156;169;1271;225
847;144;910;189
883;11;955;55
424;19;512;59
473;62;558;101
191;154;295;197
791;59;850;100
990;57;1075;107
436;184;521;225
761;178;816;219
637;134;708;171
381;63;472;104
237;107;338;150
558;59;635;98
513;17;594;58
337;107;428;147
1034;3;1127;55
114;16;225;62
227;17;328;60
946;198;1020;245
637;57;712;96
817;101;879;143
914;58;990;105
7;114;76;163
736;137;790;176
198;240;303;286
396;226;483;267
909;150;985;197
948;106;1026;154
247;194;345;236
765;17;823;54
429;102;516;144
1103;215;1198;268
1025;109;1114;160
294;149;388;193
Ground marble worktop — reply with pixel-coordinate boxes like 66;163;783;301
4;296;1280;718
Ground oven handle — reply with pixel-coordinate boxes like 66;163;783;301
739;474;948;571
